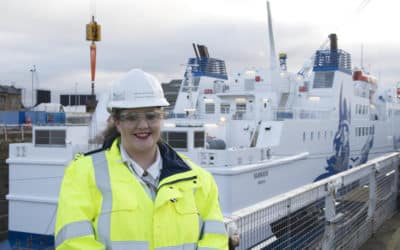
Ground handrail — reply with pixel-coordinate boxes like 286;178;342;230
225;152;400;249
0;124;32;142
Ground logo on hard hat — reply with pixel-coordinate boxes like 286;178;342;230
113;92;125;101
134;91;156;99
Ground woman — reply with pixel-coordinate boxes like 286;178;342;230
55;69;228;250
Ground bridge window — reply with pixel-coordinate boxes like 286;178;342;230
220;103;230;114
313;71;334;88
194;131;205;148
205;103;215;114
35;129;66;146
236;103;246;113
162;131;187;150
181;77;200;92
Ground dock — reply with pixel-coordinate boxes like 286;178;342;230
360;210;400;250
0;125;32;242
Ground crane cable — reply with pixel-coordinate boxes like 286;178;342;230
90;0;97;18
322;0;372;49
297;0;372;76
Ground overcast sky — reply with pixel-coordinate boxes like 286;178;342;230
1;0;399;106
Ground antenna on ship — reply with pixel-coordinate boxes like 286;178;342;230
86;0;101;111
360;44;364;70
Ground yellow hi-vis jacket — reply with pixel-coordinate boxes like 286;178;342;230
55;138;228;250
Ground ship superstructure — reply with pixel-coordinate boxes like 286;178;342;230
160;35;400;213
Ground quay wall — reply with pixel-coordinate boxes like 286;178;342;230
0;126;32;241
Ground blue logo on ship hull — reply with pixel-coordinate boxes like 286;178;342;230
393;136;400;150
314;85;374;181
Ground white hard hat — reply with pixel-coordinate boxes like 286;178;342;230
107;68;169;112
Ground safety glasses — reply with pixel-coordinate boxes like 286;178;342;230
118;110;164;124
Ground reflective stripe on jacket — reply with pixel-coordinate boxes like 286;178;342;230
55;138;228;250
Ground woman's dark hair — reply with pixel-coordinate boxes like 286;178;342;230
90;112;121;149
101;123;120;149
100;110;121;149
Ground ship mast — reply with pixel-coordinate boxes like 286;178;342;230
266;1;278;71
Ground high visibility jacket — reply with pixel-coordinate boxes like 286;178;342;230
55;138;228;250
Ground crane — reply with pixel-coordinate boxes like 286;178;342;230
85;1;101;112
86;16;101;96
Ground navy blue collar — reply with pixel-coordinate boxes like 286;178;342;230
158;141;192;181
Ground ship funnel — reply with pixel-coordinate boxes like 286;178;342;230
192;44;210;59
197;44;209;58
192;43;200;59
329;33;338;51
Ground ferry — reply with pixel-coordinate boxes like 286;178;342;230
158;34;400;215
5;2;400;249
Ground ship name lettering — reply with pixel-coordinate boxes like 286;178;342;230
254;170;269;179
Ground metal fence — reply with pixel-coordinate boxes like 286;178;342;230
225;152;400;250
0;125;32;142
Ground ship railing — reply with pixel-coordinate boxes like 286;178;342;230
167;109;333;121
199;147;266;167
165;113;189;119
224;152;400;250
231;112;255;121
273;109;334;121
0;124;32;142
167;112;258;121
213;83;243;94
165;112;207;120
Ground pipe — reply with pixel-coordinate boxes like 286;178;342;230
329;33;338;51
90;42;96;95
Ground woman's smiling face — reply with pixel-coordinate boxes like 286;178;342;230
115;107;163;156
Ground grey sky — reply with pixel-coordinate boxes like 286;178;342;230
0;0;399;106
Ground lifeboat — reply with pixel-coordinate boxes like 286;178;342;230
353;69;377;85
